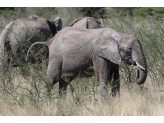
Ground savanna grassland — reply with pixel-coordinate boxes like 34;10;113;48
0;7;164;116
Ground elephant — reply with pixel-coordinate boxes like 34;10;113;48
0;15;62;69
69;17;105;29
28;15;62;32
26;27;147;97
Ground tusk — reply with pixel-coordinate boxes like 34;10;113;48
136;62;145;70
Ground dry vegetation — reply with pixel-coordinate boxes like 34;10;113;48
0;7;164;116
0;75;164;116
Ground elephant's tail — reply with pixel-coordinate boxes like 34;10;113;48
25;41;48;64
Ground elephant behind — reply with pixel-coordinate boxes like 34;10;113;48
69;17;105;29
0;15;62;68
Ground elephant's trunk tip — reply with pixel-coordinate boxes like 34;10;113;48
135;67;147;85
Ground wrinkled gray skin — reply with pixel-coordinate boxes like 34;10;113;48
0;15;62;68
69;17;105;29
26;27;147;97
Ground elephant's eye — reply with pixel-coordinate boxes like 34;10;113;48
125;47;132;56
127;47;132;51
126;50;131;56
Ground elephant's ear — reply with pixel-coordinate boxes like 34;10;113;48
47;20;57;35
53;17;62;32
96;18;105;28
93;34;121;65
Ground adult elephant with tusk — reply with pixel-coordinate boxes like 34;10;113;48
26;27;147;97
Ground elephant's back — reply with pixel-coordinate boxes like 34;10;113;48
55;27;105;40
49;27;105;61
50;27;104;50
7;18;51;43
13;18;48;32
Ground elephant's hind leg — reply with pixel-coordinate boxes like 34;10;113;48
59;78;72;97
46;60;62;98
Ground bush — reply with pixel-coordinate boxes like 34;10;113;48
113;7;137;16
113;7;164;19
133;7;164;17
76;7;107;19
0;9;17;18
26;7;58;20
0;7;14;11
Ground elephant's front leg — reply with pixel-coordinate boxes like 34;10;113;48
98;57;110;91
111;64;120;97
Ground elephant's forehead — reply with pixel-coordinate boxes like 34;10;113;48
110;33;121;40
105;28;123;37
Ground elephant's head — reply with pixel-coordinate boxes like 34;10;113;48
69;17;105;29
96;18;105;28
119;35;147;85
93;30;147;85
28;15;40;20
53;16;62;32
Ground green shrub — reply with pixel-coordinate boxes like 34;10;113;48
0;9;17;18
76;7;107;19
0;7;14;11
133;7;164;18
113;7;137;16
113;7;164;19
26;7;58;20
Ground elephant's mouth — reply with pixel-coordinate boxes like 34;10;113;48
123;56;146;71
123;56;136;66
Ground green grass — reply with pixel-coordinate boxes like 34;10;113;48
133;7;164;18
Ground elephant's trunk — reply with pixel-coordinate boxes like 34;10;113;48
132;39;147;85
136;68;147;85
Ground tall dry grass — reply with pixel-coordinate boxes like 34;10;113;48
0;75;164;116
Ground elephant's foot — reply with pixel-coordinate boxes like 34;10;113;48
111;86;120;97
59;79;69;97
98;84;106;91
98;82;109;96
